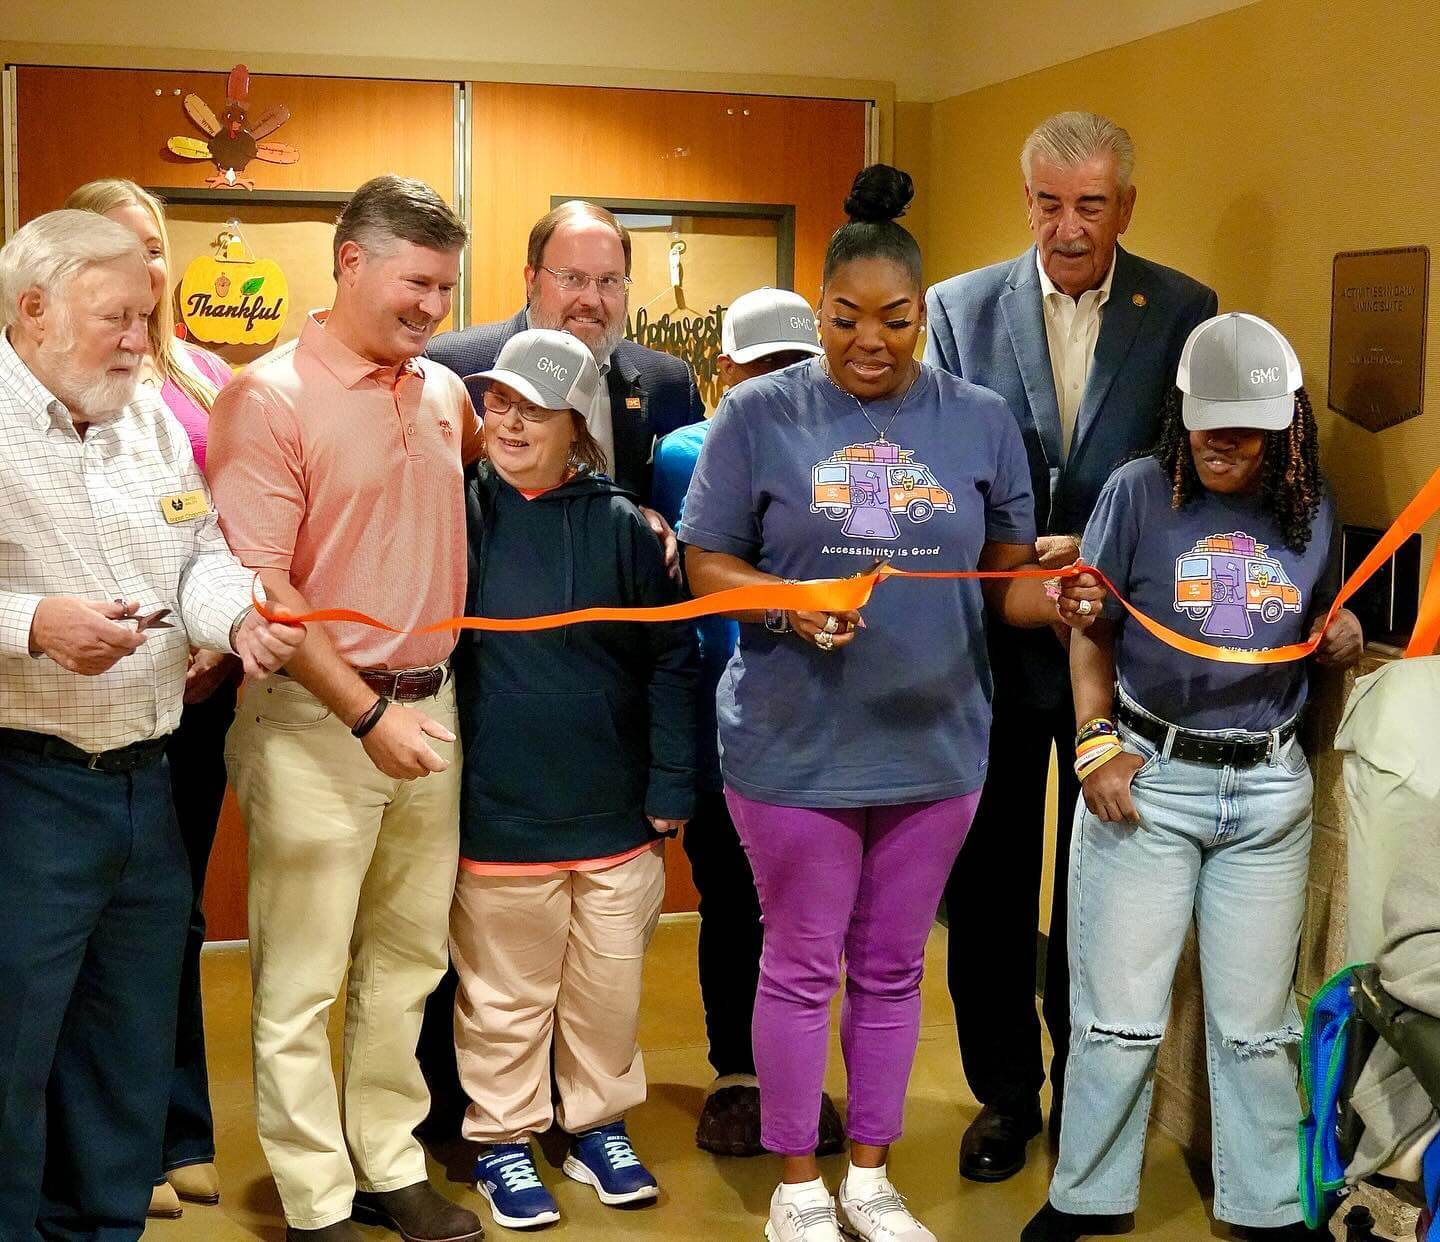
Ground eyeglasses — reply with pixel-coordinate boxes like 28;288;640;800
540;266;632;297
481;388;567;422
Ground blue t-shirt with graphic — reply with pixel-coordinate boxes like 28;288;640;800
678;358;1036;808
1082;456;1338;732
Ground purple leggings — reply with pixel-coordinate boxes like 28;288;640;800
726;787;981;1155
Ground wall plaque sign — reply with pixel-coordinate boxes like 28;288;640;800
179;225;289;346
1329;246;1428;432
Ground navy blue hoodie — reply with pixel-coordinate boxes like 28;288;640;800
455;463;697;864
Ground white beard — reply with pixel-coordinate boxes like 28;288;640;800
39;345;141;423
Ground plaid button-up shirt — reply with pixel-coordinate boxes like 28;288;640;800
0;329;255;752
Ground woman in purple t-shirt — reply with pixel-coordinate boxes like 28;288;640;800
66;179;235;1220
682;165;1104;1242
1027;315;1364;1242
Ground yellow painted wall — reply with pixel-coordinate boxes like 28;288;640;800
895;0;1440;936
913;0;1440;556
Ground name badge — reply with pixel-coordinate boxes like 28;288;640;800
625;396;642;410
160;489;210;524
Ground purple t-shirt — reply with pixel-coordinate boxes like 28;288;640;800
1082;456;1338;732
678;358;1035;807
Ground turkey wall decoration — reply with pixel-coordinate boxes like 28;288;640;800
179;225;289;346
168;64;299;189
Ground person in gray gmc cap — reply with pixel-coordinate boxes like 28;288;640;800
449;327;696;1231
1023;313;1363;1242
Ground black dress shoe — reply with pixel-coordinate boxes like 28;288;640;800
1020;1201;1133;1241
351;1181;484;1241
958;1103;1042;1182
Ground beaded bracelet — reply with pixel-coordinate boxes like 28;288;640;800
1076;717;1118;745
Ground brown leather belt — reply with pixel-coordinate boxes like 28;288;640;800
356;663;450;703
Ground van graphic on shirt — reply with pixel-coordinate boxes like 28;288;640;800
810;440;955;541
1173;533;1302;640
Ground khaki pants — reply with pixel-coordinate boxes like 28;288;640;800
450;846;664;1143
226;676;461;1230
1336;657;1440;963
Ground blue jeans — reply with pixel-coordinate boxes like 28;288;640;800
1049;709;1313;1229
0;749;190;1241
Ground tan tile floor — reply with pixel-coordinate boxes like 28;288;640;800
145;922;1226;1240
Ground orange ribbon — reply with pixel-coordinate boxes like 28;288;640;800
255;464;1440;665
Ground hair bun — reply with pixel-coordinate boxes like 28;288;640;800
843;164;914;224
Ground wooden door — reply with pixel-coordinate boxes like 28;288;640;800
466;83;867;911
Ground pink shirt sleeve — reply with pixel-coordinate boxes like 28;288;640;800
206;375;307;573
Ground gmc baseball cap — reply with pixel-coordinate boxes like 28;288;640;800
721;287;823;364
469;328;600;413
1177;312;1302;432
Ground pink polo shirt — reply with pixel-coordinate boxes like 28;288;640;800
208;313;482;670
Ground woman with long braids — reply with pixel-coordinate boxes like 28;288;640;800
1023;314;1363;1242
681;165;1104;1242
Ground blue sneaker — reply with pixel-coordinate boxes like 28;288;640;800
562;1121;659;1206
474;1143;560;1229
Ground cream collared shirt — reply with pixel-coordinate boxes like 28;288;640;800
1036;250;1115;461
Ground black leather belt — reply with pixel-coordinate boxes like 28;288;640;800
0;727;169;773
1116;701;1297;770
357;663;450;703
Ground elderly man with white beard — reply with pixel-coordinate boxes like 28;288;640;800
0;209;304;1242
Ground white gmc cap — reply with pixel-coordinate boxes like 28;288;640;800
721;287;824;364
1177;312;1302;432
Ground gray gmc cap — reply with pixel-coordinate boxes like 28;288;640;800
470;328;600;412
1177;312;1301;431
721;287;823;364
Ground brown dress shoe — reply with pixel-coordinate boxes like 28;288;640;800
696;1075;764;1156
147;1181;182;1219
351;1180;484;1242
167;1160;221;1204
695;1075;848;1158
285;1224;362;1241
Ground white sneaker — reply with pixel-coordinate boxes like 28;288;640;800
836;1175;936;1242
766;1182;843;1242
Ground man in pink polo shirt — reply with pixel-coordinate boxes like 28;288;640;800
208;176;484;1242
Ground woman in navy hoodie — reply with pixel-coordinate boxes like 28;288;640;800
450;328;696;1231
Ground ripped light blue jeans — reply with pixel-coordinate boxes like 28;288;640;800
1049;703;1313;1229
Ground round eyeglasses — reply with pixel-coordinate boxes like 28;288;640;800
481;389;567;422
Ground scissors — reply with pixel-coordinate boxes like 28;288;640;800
115;603;175;631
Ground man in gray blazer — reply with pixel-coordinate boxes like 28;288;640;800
924;111;1217;1183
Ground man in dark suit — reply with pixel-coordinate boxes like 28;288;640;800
427;199;704;503
417;200;703;1141
924;111;1217;1183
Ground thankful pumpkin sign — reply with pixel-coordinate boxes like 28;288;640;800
179;228;289;345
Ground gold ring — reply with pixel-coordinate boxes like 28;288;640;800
1077;599;1093;616
815;630;835;651
823;615;840;634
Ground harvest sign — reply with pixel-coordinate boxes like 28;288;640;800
179;227;289;346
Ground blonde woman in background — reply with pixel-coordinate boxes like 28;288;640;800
66;179;236;1221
